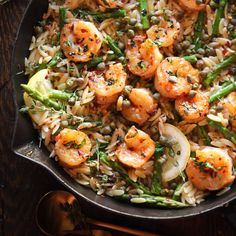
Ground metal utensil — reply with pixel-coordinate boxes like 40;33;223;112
36;191;158;236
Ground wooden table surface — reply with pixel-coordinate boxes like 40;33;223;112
0;1;236;235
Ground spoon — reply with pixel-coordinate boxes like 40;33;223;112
36;190;158;236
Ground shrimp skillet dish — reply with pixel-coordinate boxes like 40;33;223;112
21;0;236;208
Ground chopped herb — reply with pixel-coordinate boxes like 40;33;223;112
59;7;66;30
106;78;115;86
166;70;176;76
154;40;163;46
73;9;126;21
167;146;175;158
65;40;72;47
137;61;146;69
83;45;89;52
64;139;86;149
151;142;164;195
19;106;29;113
192;156;222;177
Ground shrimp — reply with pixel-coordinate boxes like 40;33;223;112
178;0;207;11
155;57;199;99
97;0;127;9
121;88;157;125
126;37;163;79
186;147;235;191
147;17;180;48
175;91;209;122
55;128;92;168
60;21;103;62
64;0;82;10
115;126;155;168
89;63;127;104
221;92;236;131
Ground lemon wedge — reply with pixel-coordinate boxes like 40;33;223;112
161;123;191;182
23;69;52;124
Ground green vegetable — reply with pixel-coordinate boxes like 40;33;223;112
99;152;151;194
212;0;227;36
203;53;236;87
209;81;236;103
196;126;211;146
116;194;188;208
193;11;205;51
77;34;125;70
34;51;63;73
184;55;198;64
64;139;86;149
73;9;126;21
139;0;150;29
105;35;124;58
192;156;220;174
19;106;29;113
21;84;62;110
172;183;183;201
208;119;236;145
48;51;64;68
48;90;74;101
59;7;66;30
34;63;47;72
151;143;164;195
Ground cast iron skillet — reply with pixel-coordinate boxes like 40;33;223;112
12;0;236;220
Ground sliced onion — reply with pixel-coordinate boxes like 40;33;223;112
161;123;191;182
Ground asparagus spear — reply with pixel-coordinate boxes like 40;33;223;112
34;63;47;72
203;53;236;87
105;36;124;58
73;9;126;21
209;81;236;103
117;194;188;208
151;143;164;195
208;119;236;145
184;55;198;64
21;84;62;110
139;0;150;29
48;51;64;68
34;51;63;73
193;11;205;51
172;183;183;201
77;54;117;70
48;90;74;100
212;0;227;36
99;152;151;194
59;7;66;30
77;35;123;70
196;126;212;146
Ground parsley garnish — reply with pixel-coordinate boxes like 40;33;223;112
64;139;86;149
137;61;146;69
106;78;115;86
65;39;72;47
191;152;223;178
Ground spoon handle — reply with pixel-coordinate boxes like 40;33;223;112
86;218;159;236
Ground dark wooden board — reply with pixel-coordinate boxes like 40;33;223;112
0;0;235;235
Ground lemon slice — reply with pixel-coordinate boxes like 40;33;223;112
161;123;191;182
23;69;52;124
